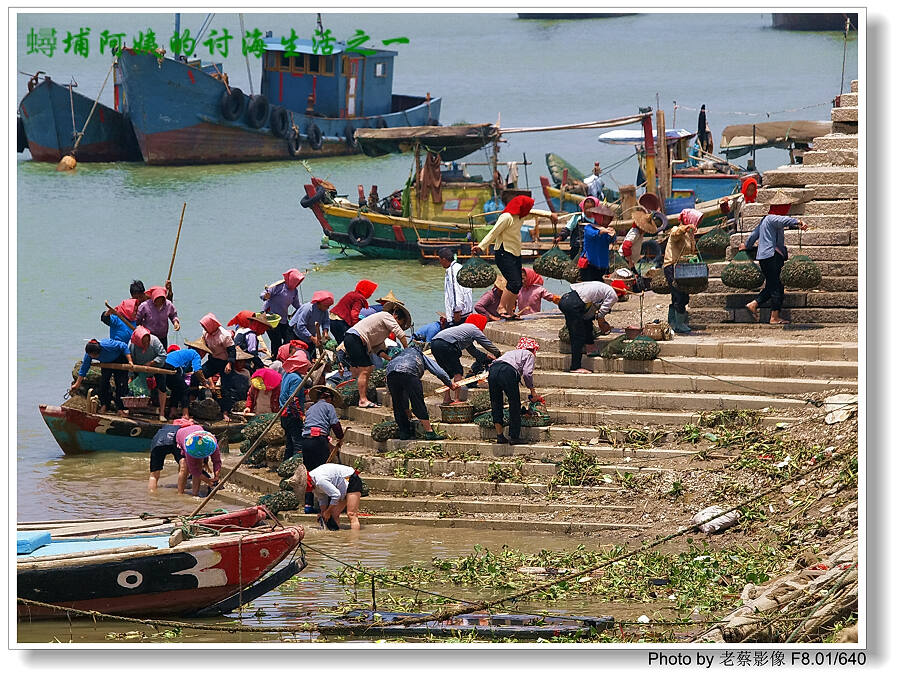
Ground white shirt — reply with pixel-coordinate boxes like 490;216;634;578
444;261;474;319
310;463;355;506
571;281;618;317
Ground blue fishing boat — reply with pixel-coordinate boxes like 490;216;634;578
17;73;141;163
117;34;440;165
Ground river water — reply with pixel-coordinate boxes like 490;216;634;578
14;11;857;641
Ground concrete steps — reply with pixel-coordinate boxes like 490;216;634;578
802;149;858;167
707;276;857;293
359;495;635;517
724;243;857;262
813;133;858;151
740;201;857;218
739;214;858;230
691;291;858;310
850;79;858;93
729;230;856;247
689;306;858;325
763;166;857;187
831;106;858;124
835;92;857;107
707;260;855;277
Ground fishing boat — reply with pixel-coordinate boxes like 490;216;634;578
719;120;832;166
116;32;440;165
771;13;857;31
316;610;614;639
17;73;142;163
17;506;305;620
39;400;247;455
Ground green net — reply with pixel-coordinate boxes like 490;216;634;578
324;338;338;351
696;227;731;260
648;268;671;294
276;454;304;478
780;254;822;289
242;413;278;442
243;444;268;468
721;250;764;289
369;368;387;389
599;334;628;359
128;373;151;397
371;420;400;443
609;251;630;272
558;325;603;344
467;390;492;414
622;336;660;361
336;379;378;407
457;255;498;288
562;261;582;284
189;398;222;421
533;245;571;280
257;490;300;514
474;405;551;428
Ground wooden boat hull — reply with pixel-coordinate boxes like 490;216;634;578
118;50;441;165
17;526;302;619
18;78;142;163
38;403;246;455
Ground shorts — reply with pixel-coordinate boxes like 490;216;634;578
347;472;364;495
343;332;371;368
149;443;182;473
494;247;523;294
430;338;464;377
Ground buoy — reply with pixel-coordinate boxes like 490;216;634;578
56;154;77;171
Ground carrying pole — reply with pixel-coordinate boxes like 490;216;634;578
167;203;187;282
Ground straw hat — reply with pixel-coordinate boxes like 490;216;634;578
308;384;346;408
392;303;412;331
377;290;405;307
588;203;616;220
184;335;254;361
250;312;280;329
632;209;658;234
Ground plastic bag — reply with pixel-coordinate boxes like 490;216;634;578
533;245;572;280
721;251;764;289
457;255;498;288
692;506;740;534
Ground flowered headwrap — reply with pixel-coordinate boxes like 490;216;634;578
516;337;539;352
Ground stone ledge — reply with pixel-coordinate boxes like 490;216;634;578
763;166;858;187
831;106;858;123
802;149;858;167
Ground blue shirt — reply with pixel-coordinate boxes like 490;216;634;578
261;281;300;321
289;302;331;342
165;349;203;372
79;339;129;376
413;320;442;343
386;347;453;387
745;215;800;260
101;312;134;344
279;372;306;406
582;225;615;270
303;399;340;436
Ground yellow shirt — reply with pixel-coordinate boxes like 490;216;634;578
663;226;697;268
478;212;522;257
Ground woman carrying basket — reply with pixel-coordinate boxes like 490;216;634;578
663;209;701;334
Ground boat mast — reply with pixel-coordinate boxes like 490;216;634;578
174;14;181;57
639;107;656;197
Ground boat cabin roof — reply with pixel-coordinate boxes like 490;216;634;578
720;120;831;158
262;37;397;58
598;128;695;145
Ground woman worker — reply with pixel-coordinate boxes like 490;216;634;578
558;281;619;373
330;280;378;343
341;305;411;408
289;463;366;531
516;268;560;316
487;337;540;446
261;268;305;355
70;338;134;415
289;291;334;359
135;286;180;348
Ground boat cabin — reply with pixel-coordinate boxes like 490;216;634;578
260;36;397;118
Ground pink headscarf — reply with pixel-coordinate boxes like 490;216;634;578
199;313;233;358
116;298;139;322
679;209;703;227
277;340;308;363
130;325;151;348
503;195;535;218
250;368;282;390
311;290;335;307
199;313;221;333
147;286;167;302
283;269;305;290
522;268;544;287
580;196;600;214
282;351;311;374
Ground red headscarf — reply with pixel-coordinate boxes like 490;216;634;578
740;177;758;203
115;298;139;322
355;279;377;298
522;268;544;287
465;314;488;332
311;290;335;307
229;310;254;329
130;326;151;348
503;195;534;218
768;204;791;216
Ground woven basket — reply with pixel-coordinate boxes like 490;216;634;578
440;403;474;424
121;396;151;409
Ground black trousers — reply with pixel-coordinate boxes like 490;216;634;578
430;338;463;377
756;254;786;311
664;265;690;313
267;322;293;357
387;371;428;436
301;435;331;472
330;318;350;344
494;247;523;293
99;355;129;411
559;291;594;371
488;361;521;439
164;367;189;410
579;264;608;282
281;416;305;460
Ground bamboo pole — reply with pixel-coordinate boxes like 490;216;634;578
189;352;328;517
98;362;172;375
167;203;187;282
435;371;487;394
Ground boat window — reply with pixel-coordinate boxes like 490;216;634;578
292;54;305;73
323;55;335;75
308;54;321;74
266;52;279;70
280;52;291;71
374;61;387;77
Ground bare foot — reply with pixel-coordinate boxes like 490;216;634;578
570;368;592;374
745;303;760;322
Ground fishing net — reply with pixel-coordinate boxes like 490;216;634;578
72;362;103;392
609;251;630;273
278;478;293;492
129;373;152;397
189;398;222;421
336;379;378;407
371;420;400;443
276;454;304;478
265;444;286;464
324;338;338;352
696;227;731;260
257;490;300;514
473;404;551;428
533;245;571;280
622;336;660;361
262;423;285;446
369;368;387;389
648;268;671;294
558;324;603;343
243;443;268;468
242;412;278;442
457;255;498;288
721;251;764;289
599;335;628;359
562;261;582;284
467;390;492;414
780;254;822;289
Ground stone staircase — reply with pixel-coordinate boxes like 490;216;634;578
224;317;858;533
694;79;859;325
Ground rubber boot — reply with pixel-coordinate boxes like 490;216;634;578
673;310;691;334
667;305;676;327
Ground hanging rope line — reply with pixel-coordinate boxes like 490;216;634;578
674;101;832;119
501;113;650;135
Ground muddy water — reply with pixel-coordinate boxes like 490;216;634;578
17;524;682;643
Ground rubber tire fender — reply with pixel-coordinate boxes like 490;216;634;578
307;122;324;151
344;123;358;150
288;129;302;157
347;217;375;248
17;116;28;152
221;88;247;121
270;106;290;138
300;185;326;209
246;94;270;129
